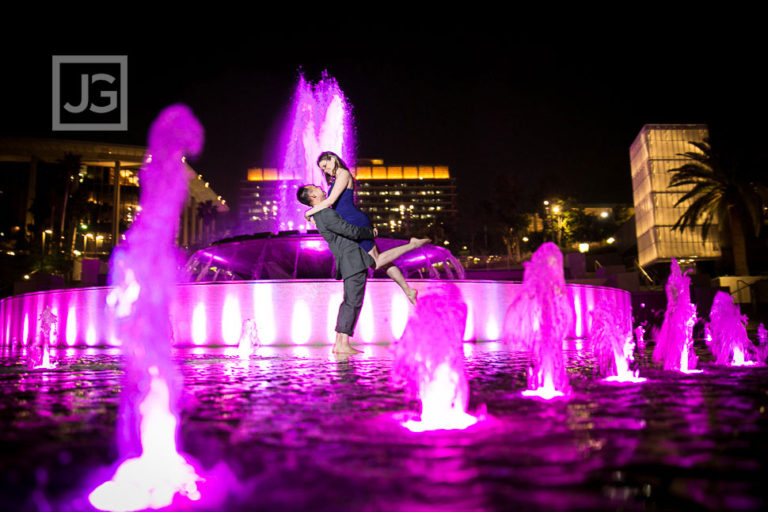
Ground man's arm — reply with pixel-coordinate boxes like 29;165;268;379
315;209;375;241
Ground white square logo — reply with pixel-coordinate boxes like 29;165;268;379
52;55;127;131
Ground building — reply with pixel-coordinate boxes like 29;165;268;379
240;159;457;240
0;138;228;256
629;124;720;269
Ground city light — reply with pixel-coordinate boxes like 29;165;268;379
552;205;561;214
600;211;609;218
607;237;616;244
579;243;590;253
522;236;529;242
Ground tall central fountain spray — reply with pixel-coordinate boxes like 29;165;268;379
89;105;204;511
652;259;700;373
278;72;354;233
503;243;573;399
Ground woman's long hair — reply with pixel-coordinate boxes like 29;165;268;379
317;151;350;187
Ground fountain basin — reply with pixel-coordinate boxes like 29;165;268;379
1;281;630;347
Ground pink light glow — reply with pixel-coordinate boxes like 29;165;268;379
221;295;242;345
86;325;97;346
573;291;583;338
463;301;474;341
652;259;699;372
66;307;77;346
22;313;29;345
1;282;632;348
485;316;499;341
706;291;756;366
291;300;311;344
253;285;275;345
89;366;202;511
390;294;409;339
279;73;354;233
359;296;374;343
402;362;478;432
191;302;207;345
394;283;479;432
326;293;343;344
89;104;204;510
237;319;260;359
592;299;646;384
503;243;573;398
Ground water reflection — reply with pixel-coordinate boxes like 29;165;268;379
0;343;766;511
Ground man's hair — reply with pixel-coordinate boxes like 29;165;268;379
297;185;313;206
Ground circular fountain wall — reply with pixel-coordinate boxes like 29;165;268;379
0;233;631;347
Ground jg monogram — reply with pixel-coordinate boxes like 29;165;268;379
52;55;127;131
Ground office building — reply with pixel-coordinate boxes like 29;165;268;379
629;124;720;268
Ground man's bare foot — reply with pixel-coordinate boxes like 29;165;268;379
410;237;431;249
405;287;418;305
332;343;363;355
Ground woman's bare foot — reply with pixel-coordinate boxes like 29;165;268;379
405;287;418;305
410;237;431;249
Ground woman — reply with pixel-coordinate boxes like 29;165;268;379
304;151;429;305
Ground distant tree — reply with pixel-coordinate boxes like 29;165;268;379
197;200;218;245
667;138;766;276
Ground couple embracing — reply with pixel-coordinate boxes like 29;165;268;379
297;151;429;354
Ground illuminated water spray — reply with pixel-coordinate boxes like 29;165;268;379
591;301;645;383
706;291;755;366
30;306;57;369
237;318;260;359
89;105;204;511
278;72;354;232
503;243;572;399
393;283;478;432
651;259;701;373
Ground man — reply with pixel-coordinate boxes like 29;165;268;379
297;184;377;354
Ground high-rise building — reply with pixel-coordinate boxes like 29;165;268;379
240;159;457;240
630;124;720;268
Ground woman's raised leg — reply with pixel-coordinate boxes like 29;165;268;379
368;238;430;305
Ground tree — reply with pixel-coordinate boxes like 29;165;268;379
667;138;766;276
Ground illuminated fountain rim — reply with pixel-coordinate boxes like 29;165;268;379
185;231;465;282
0;280;632;348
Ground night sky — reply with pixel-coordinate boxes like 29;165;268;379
3;30;766;224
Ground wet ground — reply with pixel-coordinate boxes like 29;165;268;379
1;342;767;511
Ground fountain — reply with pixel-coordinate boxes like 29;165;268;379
0;70;633;350
758;323;767;364
651;259;700;373
276;72;354;233
29;306;57;369
591;300;645;383
392;282;478;431
503;242;572;399
88;104;204;511
237;318;260;359
706;291;756;366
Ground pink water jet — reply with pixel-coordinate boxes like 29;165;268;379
652;259;701;373
30;306;57;369
591;301;646;383
503;243;572;399
393;283;478;432
89;104;204;511
278;72;354;233
237;318;260;359
706;291;756;366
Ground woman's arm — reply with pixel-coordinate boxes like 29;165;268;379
304;169;351;218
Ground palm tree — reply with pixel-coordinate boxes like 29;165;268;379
667;138;765;276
